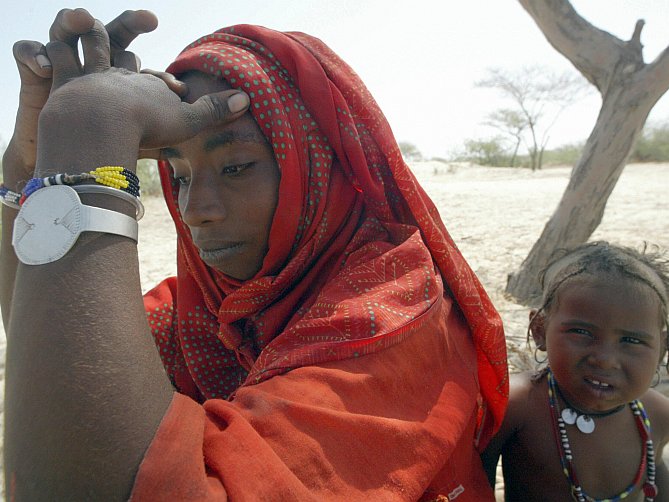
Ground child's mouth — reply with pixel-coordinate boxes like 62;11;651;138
583;377;616;401
586;377;612;389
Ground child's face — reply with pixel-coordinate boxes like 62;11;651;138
536;273;665;412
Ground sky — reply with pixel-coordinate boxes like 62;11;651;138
1;1;668;159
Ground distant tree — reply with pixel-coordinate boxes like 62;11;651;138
462;137;510;166
0;136;5;177
477;65;586;170
483;109;527;167
398;141;423;162
506;0;669;305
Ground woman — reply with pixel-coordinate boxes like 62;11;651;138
2;9;507;501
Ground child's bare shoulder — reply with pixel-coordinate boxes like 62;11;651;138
509;370;535;391
640;388;669;441
509;370;544;399
505;370;546;430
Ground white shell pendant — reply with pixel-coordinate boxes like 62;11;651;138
561;408;578;425
576;414;595;434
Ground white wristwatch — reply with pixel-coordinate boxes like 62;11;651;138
12;185;138;265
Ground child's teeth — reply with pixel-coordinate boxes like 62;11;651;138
590;379;610;387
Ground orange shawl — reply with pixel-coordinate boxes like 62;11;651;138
138;25;507;501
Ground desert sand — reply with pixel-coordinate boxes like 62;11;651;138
0;161;667;497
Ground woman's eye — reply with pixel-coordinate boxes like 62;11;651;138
222;162;254;176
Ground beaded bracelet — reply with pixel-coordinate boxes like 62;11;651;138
3;166;143;219
22;166;140;203
0;184;21;209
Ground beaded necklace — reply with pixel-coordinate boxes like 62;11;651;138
546;368;657;502
554;381;626;434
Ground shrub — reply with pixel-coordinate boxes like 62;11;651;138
631;122;669;162
136;159;163;197
459;137;513;167
399;141;423;162
541;142;584;166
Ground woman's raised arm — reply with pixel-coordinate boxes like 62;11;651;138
1;8;159;329
4;14;249;500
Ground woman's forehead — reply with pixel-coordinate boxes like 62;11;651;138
180;71;233;104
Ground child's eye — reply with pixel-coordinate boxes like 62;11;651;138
621;336;642;345
222;162;254;176
175;176;191;186
567;327;591;336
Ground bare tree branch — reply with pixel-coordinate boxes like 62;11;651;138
518;0;630;91
630;19;644;49
645;44;669;95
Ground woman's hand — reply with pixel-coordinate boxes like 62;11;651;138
3;8;159;187
36;20;249;175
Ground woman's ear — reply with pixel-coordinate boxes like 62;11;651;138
529;309;547;351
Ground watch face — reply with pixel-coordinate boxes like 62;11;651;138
12;185;83;265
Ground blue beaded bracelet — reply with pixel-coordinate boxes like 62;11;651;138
0;184;21;209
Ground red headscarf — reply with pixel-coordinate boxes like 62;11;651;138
145;25;507;437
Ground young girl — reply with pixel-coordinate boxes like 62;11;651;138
483;241;669;501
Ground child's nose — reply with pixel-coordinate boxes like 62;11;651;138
586;343;621;369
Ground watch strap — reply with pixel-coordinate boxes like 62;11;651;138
82;205;138;242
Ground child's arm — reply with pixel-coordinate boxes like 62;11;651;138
657;461;668;502
642;388;669;501
480;417;509;487
480;372;531;488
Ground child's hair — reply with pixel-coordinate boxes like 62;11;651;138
528;241;669;367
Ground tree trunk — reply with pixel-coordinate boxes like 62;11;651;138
507;85;654;303
506;0;669;305
511;138;520;167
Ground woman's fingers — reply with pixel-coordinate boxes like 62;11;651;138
48;8;95;55
107;10;158;72
114;51;141;73
106;10;158;53
49;8;96;43
12;40;52;82
46;41;84;89
80;20;111;74
178;91;250;138
141;69;188;97
141;89;250;149
45;10;158;76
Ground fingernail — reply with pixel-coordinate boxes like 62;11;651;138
36;54;52;69
227;93;249;113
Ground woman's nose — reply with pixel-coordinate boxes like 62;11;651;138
179;177;226;227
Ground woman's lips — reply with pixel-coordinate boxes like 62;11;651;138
198;243;244;262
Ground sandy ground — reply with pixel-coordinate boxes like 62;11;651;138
0;161;667;497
